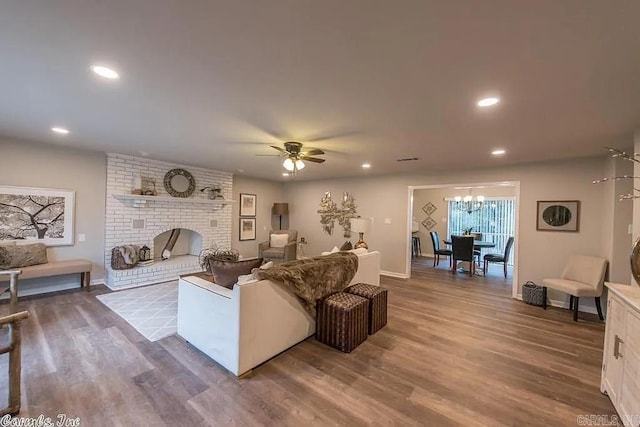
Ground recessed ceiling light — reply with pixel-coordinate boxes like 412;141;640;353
51;126;69;134
477;97;500;107
492;149;506;156
361;163;371;169
91;65;120;80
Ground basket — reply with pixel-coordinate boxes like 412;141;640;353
110;246;138;270
522;281;547;308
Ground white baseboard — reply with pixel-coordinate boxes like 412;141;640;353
90;278;106;287
515;294;599;315
380;270;409;279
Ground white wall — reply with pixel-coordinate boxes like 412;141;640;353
0;137;106;289
601;154;634;285
285;157;612;304
231;176;286;259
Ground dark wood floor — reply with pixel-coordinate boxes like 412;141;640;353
0;259;615;426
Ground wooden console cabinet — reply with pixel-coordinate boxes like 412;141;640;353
601;282;640;427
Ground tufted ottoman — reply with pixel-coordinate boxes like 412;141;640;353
316;292;369;353
345;283;388;334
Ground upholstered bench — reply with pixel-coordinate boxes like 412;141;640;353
0;259;92;291
345;283;388;334
316;292;368;353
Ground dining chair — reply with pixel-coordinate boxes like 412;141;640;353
450;235;475;276
483;236;515;278
542;255;608;321
429;231;452;267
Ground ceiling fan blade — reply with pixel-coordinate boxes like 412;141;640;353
302;148;325;156
305;130;361;142
270;145;286;153
301;156;325;163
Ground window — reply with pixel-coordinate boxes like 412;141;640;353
447;199;515;265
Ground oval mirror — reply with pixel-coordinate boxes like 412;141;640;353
542;205;572;227
163;168;195;198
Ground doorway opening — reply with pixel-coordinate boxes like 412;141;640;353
407;182;520;298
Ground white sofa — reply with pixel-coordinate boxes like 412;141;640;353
177;250;381;376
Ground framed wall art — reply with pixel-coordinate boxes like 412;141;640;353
239;217;256;241
536;200;580;232
240;193;257;217
0;186;75;246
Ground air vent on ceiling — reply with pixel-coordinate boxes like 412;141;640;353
396;157;420;162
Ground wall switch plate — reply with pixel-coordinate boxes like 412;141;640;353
384;218;392;224
78;233;86;242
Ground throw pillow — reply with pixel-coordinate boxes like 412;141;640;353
340;241;353;251
270;234;289;248
350;248;368;256
0;243;48;270
208;257;263;287
251;261;273;275
236;274;258;286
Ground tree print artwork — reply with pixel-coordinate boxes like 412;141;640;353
0;187;75;246
0;195;65;239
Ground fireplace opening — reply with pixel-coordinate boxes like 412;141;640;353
153;228;203;260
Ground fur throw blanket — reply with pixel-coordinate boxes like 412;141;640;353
116;245;139;264
253;252;359;317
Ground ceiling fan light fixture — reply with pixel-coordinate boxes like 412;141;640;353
295;159;305;170
283;158;295;171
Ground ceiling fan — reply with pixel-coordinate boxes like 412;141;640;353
259;141;325;174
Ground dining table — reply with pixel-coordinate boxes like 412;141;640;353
443;239;496;275
443;239;496;249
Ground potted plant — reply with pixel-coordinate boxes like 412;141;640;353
198;247;239;273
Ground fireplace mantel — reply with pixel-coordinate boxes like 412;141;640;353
113;193;236;208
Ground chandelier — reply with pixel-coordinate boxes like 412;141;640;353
454;195;485;213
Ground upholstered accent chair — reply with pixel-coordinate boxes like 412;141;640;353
483;236;515;278
542;255;608;322
258;230;298;263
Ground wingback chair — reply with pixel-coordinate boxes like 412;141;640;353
542;255;608;322
258;230;298;263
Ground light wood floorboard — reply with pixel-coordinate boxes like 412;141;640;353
0;258;615;425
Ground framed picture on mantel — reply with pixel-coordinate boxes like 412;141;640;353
240;193;256;217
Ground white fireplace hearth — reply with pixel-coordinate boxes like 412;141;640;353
104;154;233;290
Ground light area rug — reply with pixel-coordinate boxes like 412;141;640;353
96;281;178;342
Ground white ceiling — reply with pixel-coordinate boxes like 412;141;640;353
1;1;639;181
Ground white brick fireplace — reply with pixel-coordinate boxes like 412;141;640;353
105;154;233;290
